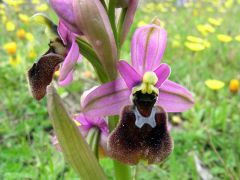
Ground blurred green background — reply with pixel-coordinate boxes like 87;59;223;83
0;0;240;179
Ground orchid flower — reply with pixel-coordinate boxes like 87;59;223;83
52;113;109;157
28;20;81;100
81;24;194;118
81;23;194;164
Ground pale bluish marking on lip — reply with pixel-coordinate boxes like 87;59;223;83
134;107;157;128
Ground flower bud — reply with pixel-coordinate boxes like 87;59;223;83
73;0;118;79
229;79;239;93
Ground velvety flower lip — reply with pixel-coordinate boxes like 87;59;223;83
28;53;64;100
81;24;194;117
108;105;173;164
49;0;81;34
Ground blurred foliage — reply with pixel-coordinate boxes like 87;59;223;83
0;0;240;179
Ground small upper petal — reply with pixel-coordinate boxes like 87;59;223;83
117;60;142;89
154;63;171;88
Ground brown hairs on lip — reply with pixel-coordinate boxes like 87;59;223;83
108;105;173;165
28;53;64;100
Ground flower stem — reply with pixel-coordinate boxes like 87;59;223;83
108;0;119;51
86;127;100;160
76;38;109;83
109;116;132;180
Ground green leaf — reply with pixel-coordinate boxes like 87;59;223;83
47;85;107;180
76;38;109;83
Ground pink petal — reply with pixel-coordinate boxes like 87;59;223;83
81;78;131;118
58;38;80;83
158;80;194;112
73;0;118;78
49;0;80;34
57;21;69;45
58;71;73;86
120;0;139;45
131;24;167;74
117;60;142;89
154;63;171;88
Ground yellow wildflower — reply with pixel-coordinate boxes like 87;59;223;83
229;79;239;93
217;34;232;43
205;79;225;90
172;115;182;125
172;40;180;48
192;10;199;17
18;13;29;24
137;20;147;27
218;7;226;13
235;35;240;42
203;40;211;48
54;70;60;77
204;24;215;33
156;3;167;13
196;24;215;36
185;42;205;52
28;50;37;59
1;15;7;24
225;0;234;8
17;29;26;39
208;17;223;26
187;36;204;43
3;42;17;55
142;3;155;13
171;7;176;12
6;21;15;31
26;33;34;41
32;0;40;4
207;7;214;12
36;4;49;12
9;55;21;67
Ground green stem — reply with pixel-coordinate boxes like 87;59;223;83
86;128;100;160
108;0;119;51
117;8;128;49
76;38;109;83
109;116;132;180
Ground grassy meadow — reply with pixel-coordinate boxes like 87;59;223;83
0;0;240;179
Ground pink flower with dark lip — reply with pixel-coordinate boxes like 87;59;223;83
27;21;81;100
81;24;194;118
52;113;109;153
75;114;109;152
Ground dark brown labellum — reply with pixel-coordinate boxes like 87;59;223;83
28;53;64;100
108;105;173;165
